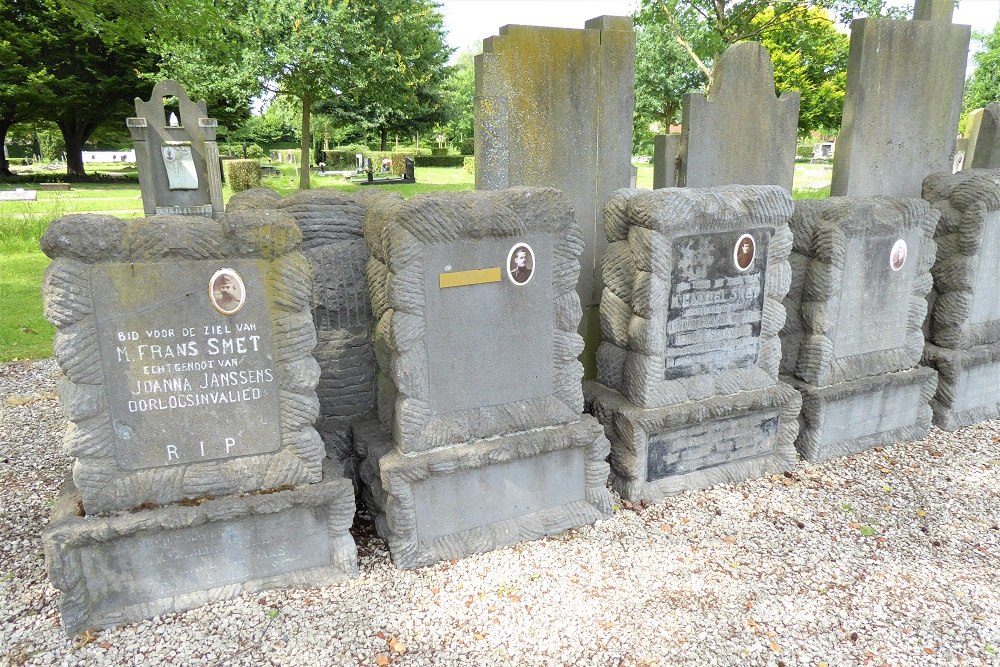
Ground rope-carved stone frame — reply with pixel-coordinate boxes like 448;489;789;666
781;198;938;387
364;188;585;454
41;212;324;515
922;170;1000;349
596;186;794;409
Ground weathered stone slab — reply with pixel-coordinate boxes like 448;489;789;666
585;381;800;502
830;0;970;197
40;211;323;514
652;135;681;189
780;197;938;386
678;42;799;190
43;461;357;636
922;169;1000;348
475;16;635;374
128;80;224;218
364;188;585;454
596;186;794;408
354;417;612;569
0;188;37;201
785;367;937;462
923;341;1000;430
965;103;1000;169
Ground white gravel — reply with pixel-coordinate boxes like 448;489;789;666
1;358;998;666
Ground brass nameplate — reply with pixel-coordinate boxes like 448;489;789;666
439;267;502;289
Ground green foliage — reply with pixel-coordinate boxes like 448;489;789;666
37;131;65;162
796;145;814;159
442;49;475;148
417;155;465;167
231;111;298;146
245;144;265;159
464;156;475;174
965;21;1000;113
224;159;262;192
0;252;55;361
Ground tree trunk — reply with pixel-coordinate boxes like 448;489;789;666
299;90;311;190
380;127;388;152
58;117;98;179
0;116;14;178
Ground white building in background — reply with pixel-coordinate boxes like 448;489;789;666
82;150;136;163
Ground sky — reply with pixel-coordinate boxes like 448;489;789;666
439;0;1000;64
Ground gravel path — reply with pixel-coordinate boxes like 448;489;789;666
1;358;998;666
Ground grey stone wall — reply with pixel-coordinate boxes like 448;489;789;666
41;211;324;514
597;185;794;408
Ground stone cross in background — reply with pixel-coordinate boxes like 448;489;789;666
667;42;800;191
474;17;636;376
127;80;224;218
830;0;970;197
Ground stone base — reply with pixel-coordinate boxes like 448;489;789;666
353;418;614;569
585;381;801;503
43;461;358;636
924;342;1000;431
785;366;937;462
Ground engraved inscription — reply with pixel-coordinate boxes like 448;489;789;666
92;259;282;470
646;411;779;481
79;508;330;610
665;230;770;379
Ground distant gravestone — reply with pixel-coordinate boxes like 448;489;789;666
830;0;970;197
475;16;635;375
677;42;799;191
40;210;357;634
964;103;1000;170
780;197;939;460
356;188;613;568
0;188;37;201
587;185;801;501
652;134;682;189
128;80;224;218
922;169;1000;429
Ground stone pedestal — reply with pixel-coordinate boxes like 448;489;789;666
923;342;1000;430
44;462;357;637
355;418;611;569
586;381;800;502
785;368;936;462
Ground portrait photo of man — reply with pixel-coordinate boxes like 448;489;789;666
209;269;245;315
507;243;535;285
734;234;755;271
890;239;907;271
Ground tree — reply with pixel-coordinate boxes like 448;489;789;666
964;21;1000;113
634;17;706;134
442;49;476;151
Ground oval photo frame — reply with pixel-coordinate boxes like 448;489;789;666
506;242;535;286
208;268;246;315
733;234;756;272
890;239;907;272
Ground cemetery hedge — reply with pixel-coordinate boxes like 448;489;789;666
224;159;262;192
417;155;466;167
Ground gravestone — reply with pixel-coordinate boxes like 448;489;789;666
780;197;939;460
355;188;613;568
963;103;1000;170
652;134;682;189
922;169;1000;429
475;16;635;376
0;188;37;201
40;210;357;634
128;80;224;218
228;187;401;478
586;185;801;502
677;42;800;191
830;0;970;197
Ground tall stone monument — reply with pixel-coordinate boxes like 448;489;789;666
670;42;800;191
355;188;614;569
228;187;402;480
586;186;801;502
127;80;224;218
40;208;357;633
475;17;635;376
962;104;1000;170
922;169;1000;429
830;0;971;197
780;198;939;461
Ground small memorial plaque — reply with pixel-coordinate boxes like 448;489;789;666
665;229;770;379
92;259;281;470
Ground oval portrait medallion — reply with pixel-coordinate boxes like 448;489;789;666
507;243;535;286
890;239;907;272
733;234;755;272
209;268;246;315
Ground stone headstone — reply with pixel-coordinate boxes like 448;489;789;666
586;185;801;502
677;42;800;191
39;209;357;633
964;103;1000;170
780;197;939;461
356;188;613;568
0;188;37;201
830;0;971;197
922;169;1000;429
652;134;682;189
127;80;224;218
475;16;636;375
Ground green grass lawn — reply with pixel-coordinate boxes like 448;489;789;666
0;162;832;363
